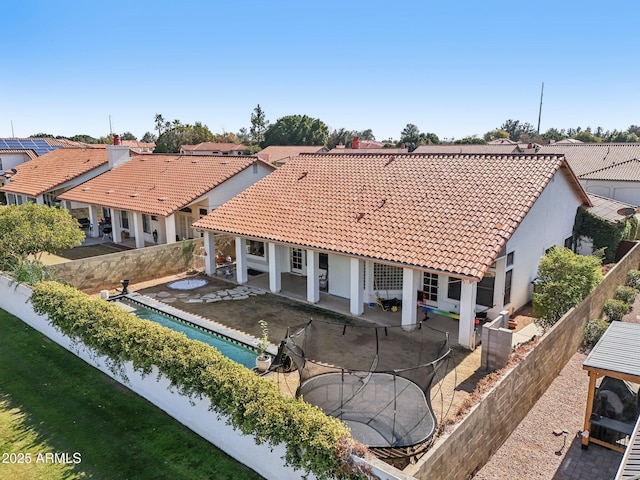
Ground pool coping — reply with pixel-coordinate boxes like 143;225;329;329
117;292;279;357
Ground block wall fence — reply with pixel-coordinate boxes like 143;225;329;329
405;242;640;479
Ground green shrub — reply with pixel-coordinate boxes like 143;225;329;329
583;318;609;347
603;298;631;322
615;285;638;304
627;270;640;290
30;281;366;480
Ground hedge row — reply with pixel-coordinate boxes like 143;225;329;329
30;281;366;479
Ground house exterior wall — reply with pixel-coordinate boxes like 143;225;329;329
583;179;640;207
504;169;584;314
205;163;273;209
328;254;351;299
0;152;30;173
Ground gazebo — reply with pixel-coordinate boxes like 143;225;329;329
582;321;640;453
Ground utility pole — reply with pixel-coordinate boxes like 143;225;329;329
11;120;15;137
537;82;544;135
109;115;113;136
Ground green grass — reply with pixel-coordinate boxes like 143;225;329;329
0;309;263;480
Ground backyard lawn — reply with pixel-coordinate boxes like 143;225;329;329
0;309;262;480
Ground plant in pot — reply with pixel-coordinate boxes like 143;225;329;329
255;319;272;372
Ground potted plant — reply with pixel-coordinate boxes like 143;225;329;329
255;319;272;372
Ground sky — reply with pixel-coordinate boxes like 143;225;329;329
2;0;639;143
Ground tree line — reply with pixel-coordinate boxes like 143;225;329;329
30;107;640;153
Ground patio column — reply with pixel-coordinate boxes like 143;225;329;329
89;205;100;238
364;261;375;304
492;256;506;314
165;214;177;244
132;212;144;249
235;237;248;284
111;210;122;243
459;279;478;350
203;232;216;275
350;258;364;316
35;195;45;205
268;243;281;293
306;250;319;303
401;267;421;330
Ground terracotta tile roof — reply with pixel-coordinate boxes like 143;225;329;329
328;147;408;154
194;153;589;279
122;140;155;150
579;158;640;181
0;147;108;197
257;145;325;165
586;193;638;222
537;143;640;177
58;155;273;217
180;142;246;153
413;144;521;154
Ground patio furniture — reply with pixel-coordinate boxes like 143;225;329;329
77;218;91;230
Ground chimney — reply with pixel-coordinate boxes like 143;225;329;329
107;143;131;169
401;143;406;150
113;134;121;145
352;136;360;149
527;143;532;149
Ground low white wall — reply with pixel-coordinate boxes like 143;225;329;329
0;275;304;480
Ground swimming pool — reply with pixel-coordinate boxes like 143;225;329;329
118;297;259;369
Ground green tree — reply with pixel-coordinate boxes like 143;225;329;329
0;203;85;271
420;132;440;145
141;132;157;143
155;121;215;153
573;128;601;143
262;115;328;147
399;123;421;152
154;113;167;138
69;134;99;144
499;119;536;141
483;129;510;142
454;135;486;144
29;133;55;138
542;128;567;142
249;104;269;145
356;129;375;141
120;132;137;141
533;247;603;329
604;130;639;143
327;128;354;149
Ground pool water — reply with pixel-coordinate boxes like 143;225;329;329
130;304;257;369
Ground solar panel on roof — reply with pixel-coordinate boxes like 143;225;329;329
0;138;59;156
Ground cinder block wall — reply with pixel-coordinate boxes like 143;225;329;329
52;239;204;294
406;242;640;480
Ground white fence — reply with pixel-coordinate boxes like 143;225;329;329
0;275;405;480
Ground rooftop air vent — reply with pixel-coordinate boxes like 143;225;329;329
158;197;168;202
298;172;308;180
384;156;395;167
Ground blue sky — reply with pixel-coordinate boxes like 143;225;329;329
2;0;639;142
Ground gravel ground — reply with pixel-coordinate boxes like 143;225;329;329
473;293;640;480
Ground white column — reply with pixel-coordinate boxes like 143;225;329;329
492;257;506;315
401;268;420;329
235;237;248;284
165;214;177;244
203;232;216;275
306;250;319;303
133;212;145;249
268;243;281;292
364;261;375;304
350;258;364;316
459;280;478;350
89;205;99;238
35;195;45;205
112;210;122;243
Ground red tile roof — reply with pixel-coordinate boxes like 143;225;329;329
0;147;108;197
194;153;589;279
257;145;325;165
58;155;273;217
579;158;640;181
413;144;520;154
537;143;640;177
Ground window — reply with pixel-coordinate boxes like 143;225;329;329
247;240;265;257
448;278;461;300
421;272;439;303
506;251;515;267
199;208;207;216
504;269;513;305
564;236;573;250
373;264;403;291
142;214;151;234
476;273;495;307
121;211;129;229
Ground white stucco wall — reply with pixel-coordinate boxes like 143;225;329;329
583;179;640;207
328;254;351;298
505;170;584;312
206;163;274;209
0;152;30;172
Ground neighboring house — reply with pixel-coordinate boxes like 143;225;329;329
413;141;538;155
180;142;246;155
193;153;590;349
538;143;640;206
122;140;155;153
0;146;119;207
257;145;326;166
58;154;275;248
329;135;408;154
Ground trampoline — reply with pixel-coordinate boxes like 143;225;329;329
278;319;451;449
